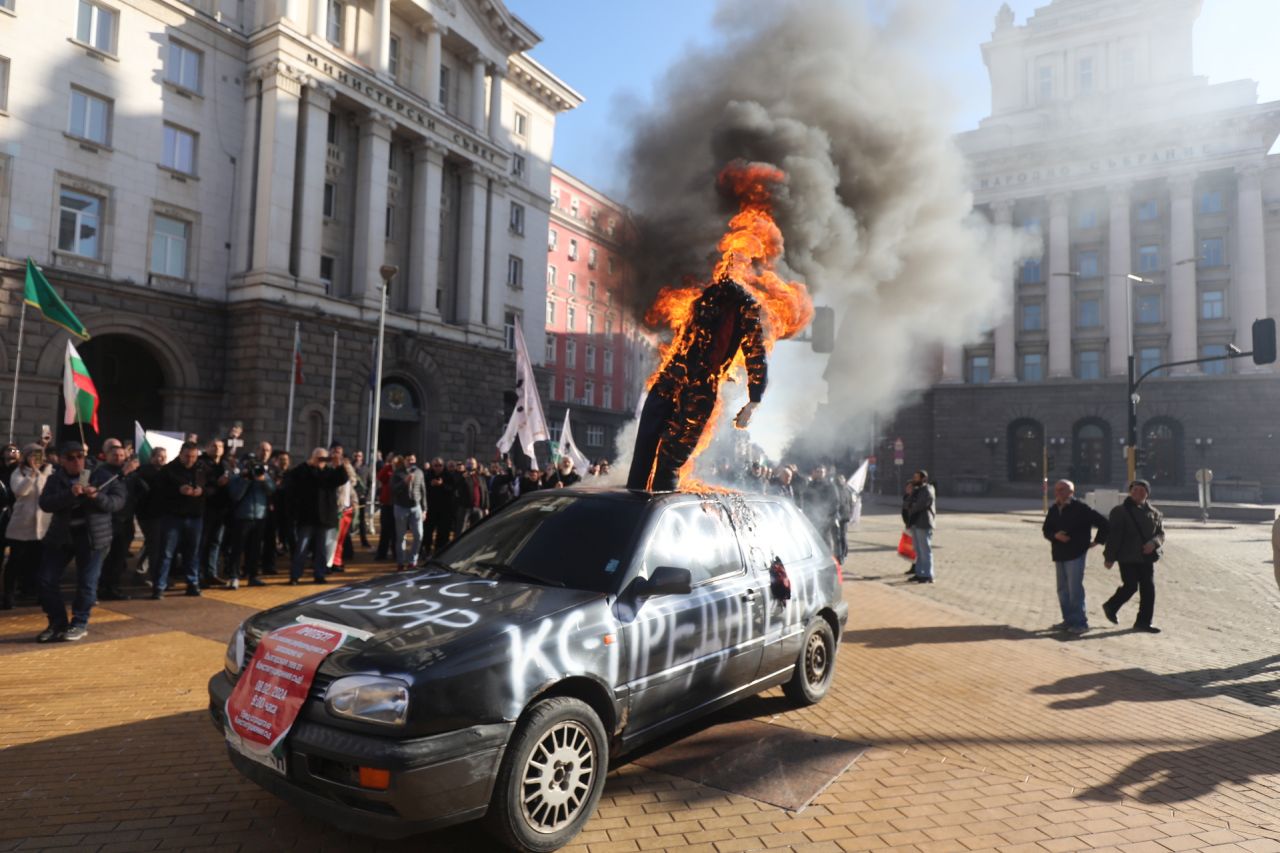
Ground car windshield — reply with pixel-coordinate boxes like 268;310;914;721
435;494;647;593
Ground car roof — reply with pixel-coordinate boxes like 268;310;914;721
526;487;790;509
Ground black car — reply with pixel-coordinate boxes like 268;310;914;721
208;488;848;851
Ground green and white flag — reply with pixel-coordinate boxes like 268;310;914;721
63;341;99;432
134;421;183;463
26;258;89;339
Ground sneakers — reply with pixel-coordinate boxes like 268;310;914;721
61;626;88;642
185;587;202;597
1134;625;1162;634
248;578;267;587
36;627;62;643
150;589;164;600
229;578;240;590
1102;603;1119;625
1067;625;1089;635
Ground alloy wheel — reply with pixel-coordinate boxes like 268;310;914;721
519;720;596;833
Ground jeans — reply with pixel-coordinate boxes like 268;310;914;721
376;504;395;561
38;530;109;629
910;526;934;580
99;518;134;594
1104;561;1156;627
201;510;227;580
226;518;265;580
292;524;334;581
156;516;204;592
1054;554;1088;628
394;505;424;567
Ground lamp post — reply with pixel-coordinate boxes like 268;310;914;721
367;264;397;526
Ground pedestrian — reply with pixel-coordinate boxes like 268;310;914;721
389;454;425;572
34;440;127;642
224;456;276;588
904;469;936;583
154;442;208;598
197;438;231;588
261;450;292;573
518;466;542;496
1041;479;1109;634
801;465;840;555
351;449;371;548
455;457;489;531
424;457;455;554
489;458;519;512
133;446;168;579
833;468;854;564
286;447;349;585
1102;479;1166;633
375;453;396;561
328;443;358;571
547;457;581;489
3;444;51;609
97;441;145;601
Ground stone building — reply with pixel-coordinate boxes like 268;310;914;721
0;0;580;459
887;0;1280;501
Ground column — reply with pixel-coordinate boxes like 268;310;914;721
418;21;442;106
470;55;487;130
1168;173;1197;372
1236;164;1269;371
295;83;334;289
408;142;445;316
232;82;259;273
487;65;505;141
484;175;510;326
309;0;327;39
251;63;303;274
1047;192;1071;377
351;113;395;305
991;199;1016;381
372;0;391;77
1107;182;1132;376
456;167;489;325
940;344;963;383
281;0;304;25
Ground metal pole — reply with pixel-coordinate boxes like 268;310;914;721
367;278;388;522
8;301;27;445
1127;353;1138;483
326;330;337;447
1041;437;1048;514
285;321;299;454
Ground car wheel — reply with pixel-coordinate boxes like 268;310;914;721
783;617;836;706
486;696;609;852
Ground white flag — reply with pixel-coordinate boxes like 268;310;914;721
557;410;592;475
848;459;869;495
497;324;550;462
133;421;183;463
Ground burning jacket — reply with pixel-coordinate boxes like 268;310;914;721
653;278;768;402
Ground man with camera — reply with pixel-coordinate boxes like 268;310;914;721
224;454;276;589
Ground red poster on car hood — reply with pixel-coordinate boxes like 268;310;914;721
225;623;347;754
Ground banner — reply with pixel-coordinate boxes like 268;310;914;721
557;410;591;474
497;324;550;462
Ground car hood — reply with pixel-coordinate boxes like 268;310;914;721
243;568;604;676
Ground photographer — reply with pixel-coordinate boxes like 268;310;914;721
224;455;276;589
3;445;49;609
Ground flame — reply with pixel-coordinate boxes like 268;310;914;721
642;161;815;491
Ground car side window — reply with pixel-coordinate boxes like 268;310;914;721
745;500;815;563
643;502;743;586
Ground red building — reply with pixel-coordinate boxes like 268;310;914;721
542;168;647;462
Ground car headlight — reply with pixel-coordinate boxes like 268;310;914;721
224;625;246;677
325;675;410;726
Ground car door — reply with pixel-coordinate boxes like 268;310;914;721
615;499;765;735
737;498;818;679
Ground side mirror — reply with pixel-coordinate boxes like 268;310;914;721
641;566;692;596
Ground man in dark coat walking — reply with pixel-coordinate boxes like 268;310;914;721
1102;479;1166;633
1041;479;1109;634
286;447;349;584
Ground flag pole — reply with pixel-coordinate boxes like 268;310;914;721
7;301;26;445
326;329;337;447
368;266;394;523
285;321;299;454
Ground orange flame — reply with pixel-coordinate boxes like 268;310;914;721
642;161;815;491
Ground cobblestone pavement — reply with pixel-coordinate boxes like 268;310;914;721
2;528;1280;852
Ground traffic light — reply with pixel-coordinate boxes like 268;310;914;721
1253;318;1276;365
811;307;835;354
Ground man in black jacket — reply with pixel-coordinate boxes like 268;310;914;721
35;440;127;642
97;442;146;601
1041;479;1109;634
286;447;349;584
1102;479;1166;633
154;442;208;598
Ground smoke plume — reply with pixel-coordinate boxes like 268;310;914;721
618;0;1036;461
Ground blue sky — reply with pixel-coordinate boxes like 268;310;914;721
505;0;1280;196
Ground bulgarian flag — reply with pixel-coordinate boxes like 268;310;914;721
63;341;99;432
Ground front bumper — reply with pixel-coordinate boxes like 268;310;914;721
208;673;513;839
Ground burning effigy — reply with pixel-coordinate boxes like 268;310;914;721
626;161;814;491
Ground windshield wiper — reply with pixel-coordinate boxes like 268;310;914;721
474;561;565;587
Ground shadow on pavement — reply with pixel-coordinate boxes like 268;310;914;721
1032;655;1280;709
842;624;1039;648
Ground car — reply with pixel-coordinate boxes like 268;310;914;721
208;488;848;852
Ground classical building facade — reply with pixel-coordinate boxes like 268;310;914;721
0;0;579;458
887;0;1280;500
542;167;648;463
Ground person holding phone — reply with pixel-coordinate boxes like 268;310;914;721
3;445;51;610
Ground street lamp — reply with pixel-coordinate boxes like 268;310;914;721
367;264;397;524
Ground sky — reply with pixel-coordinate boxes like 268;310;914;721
504;0;1280;196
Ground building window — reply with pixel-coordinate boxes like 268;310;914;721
1199;190;1224;214
605;316;614;335
1200;236;1224;267
567;306;576;331
607;256;616;274
547;264;556;288
388;35;400;78
1138;346;1163;377
0;56;8;112
1076;350;1101;380
1022;215;1041;232
545;298;554;325
326;111;338;145
567;273;576;293
503;311;517;350
387;144;398;173
328;0;344;45
76;1;116;53
603;349;613;374
1138;244;1160;273
162;123;197;174
1200;289;1225;320
512;153;525;179
1136;199;1159;221
545;334;556;363
587;314;596;335
1077;296;1101;328
150;215;188;278
1076;207;1097;229
438;64;451;109
548;229;557;251
1078;250;1099;278
583;344;595;372
1136;292;1161;324
509;201;525;235
319;255;334;293
1021;352;1043;382
588;247;597;269
568;239;578;261
1201;343;1228;374
570;197;579;218
322;182;336;219
565;340;576;369
1077;57;1093;94
602;384;612;409
588;280;596;301
563;378;574;402
58;189;102;258
550;186;560;207
1037;65;1053;101
68;88;110;145
513;110;527;137
968;355;991;384
586;425;604;446
583;380;594;406
164;40;202;93
1020;259;1041;284
606;218;617;237
1021;302;1043;331
506;255;523;289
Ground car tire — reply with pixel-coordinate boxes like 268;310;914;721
783;617;836;706
486;696;609;852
